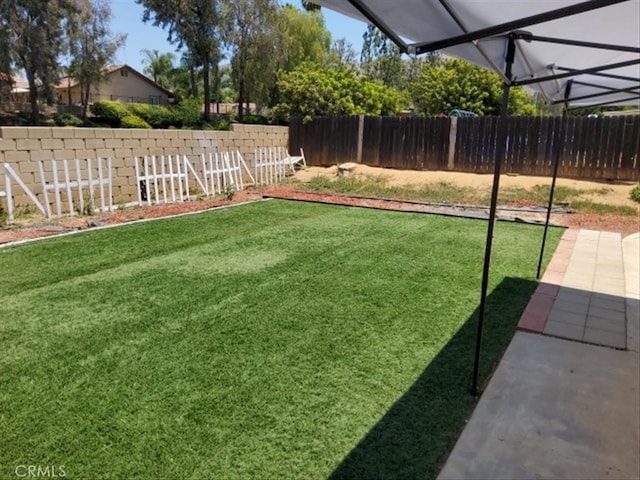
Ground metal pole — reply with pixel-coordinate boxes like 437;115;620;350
537;81;572;279
471;33;516;397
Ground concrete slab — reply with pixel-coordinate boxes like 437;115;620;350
543;320;584;340
588;305;626;323
590;295;626;312
553;299;590;317
585;315;626;334
438;332;640;480
583;327;626;349
547;308;587;326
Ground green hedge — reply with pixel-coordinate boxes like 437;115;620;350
54;113;84;127
121;115;152;129
89;99;203;129
89;101;131;126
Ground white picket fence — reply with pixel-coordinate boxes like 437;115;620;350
39;158;113;218
254;147;306;186
133;151;255;206
1;146;292;223
2;158;113;222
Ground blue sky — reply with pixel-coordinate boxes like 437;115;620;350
109;0;368;74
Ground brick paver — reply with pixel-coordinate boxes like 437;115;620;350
518;229;630;350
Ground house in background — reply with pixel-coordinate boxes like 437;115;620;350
0;73;30;104
56;64;174;106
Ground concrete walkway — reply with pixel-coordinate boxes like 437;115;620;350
438;230;640;479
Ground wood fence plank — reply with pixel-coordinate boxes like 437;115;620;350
290;115;638;181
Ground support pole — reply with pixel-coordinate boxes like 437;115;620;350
537;81;572;279
471;33;516;397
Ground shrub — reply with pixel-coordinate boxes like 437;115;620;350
240;114;269;125
174;98;201;128
213;119;230;130
128;103;152;119
89;100;131;125
129;102;178;128
54;113;84;127
146;106;177;129
630;184;640;204
121;115;151;129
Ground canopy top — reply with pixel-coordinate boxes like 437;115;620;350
313;0;640;107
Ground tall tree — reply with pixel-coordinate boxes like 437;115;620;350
271;64;404;122
325;38;358;71
278;4;331;72
301;0;320;11
360;24;405;90
411;57;535;116
180;50;202;99
224;0;279;118
68;0;126;118
0;0;77;123
165;51;202;101
140;49;175;87
137;0;224;121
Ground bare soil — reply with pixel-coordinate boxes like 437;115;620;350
296;165;639;208
1;167;638;246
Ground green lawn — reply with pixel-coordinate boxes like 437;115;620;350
0;200;562;479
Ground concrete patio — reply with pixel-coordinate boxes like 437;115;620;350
438;230;640;479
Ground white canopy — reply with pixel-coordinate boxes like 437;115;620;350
313;0;640;107
309;0;640;396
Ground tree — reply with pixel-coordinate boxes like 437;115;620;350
326;38;358;72
165;52;201;101
411;58;535;116
68;0;126;118
223;0;279;118
0;0;77;123
278;5;331;72
141;49;175;87
179;51;202;99
301;0;320;11
271;64;405;123
360;24;405;90
137;0;224;121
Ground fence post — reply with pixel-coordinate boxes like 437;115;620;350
356;115;365;164
447;117;457;170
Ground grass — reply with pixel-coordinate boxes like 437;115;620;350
0;200;562;479
300;174;638;216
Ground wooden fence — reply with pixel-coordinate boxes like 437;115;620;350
289;115;639;181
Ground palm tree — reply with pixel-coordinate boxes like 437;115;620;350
140;49;175;87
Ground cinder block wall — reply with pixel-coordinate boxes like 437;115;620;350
0;124;288;212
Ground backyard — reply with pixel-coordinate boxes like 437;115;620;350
0;199;562;478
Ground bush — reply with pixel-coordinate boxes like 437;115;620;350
121;115;151;129
54;113;83;127
147;106;178;129
128;102;152;119
630;184;640;204
128;102;183;128
212;119;230;130
89;100;130;125
240;114;269;125
174;98;201;128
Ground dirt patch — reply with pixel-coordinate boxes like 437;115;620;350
296;165;639;208
0;190;262;245
263;184;640;236
1;167;638;246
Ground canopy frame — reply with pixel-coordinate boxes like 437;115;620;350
325;0;640;396
407;0;627;55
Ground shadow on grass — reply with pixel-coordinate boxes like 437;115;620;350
329;277;537;480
